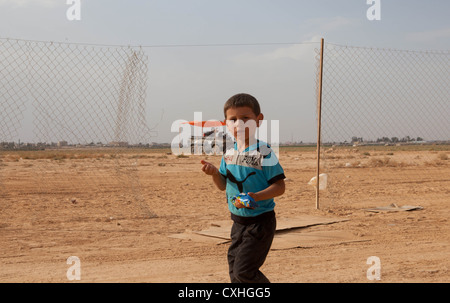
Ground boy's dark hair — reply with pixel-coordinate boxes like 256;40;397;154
224;93;261;118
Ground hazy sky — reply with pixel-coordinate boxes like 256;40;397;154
1;0;449;143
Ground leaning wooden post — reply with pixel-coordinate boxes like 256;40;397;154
316;38;325;210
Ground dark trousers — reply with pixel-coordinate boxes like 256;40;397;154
228;211;276;283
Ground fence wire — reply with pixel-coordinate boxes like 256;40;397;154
0;38;156;222
315;43;450;210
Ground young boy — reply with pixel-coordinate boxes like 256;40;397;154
200;93;286;283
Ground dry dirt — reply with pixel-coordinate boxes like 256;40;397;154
0;147;449;283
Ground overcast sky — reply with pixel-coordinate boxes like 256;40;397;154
1;0;449;143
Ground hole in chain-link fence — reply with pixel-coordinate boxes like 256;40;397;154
0;38;157;227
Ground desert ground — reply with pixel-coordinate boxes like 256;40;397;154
0;146;449;283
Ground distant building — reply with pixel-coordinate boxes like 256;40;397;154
57;141;68;147
108;141;129;147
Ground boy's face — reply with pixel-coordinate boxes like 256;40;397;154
224;106;263;142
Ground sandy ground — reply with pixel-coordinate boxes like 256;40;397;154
0;147;449;283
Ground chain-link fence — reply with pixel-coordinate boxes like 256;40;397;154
315;42;450;210
2;36;449;219
0;38;156;222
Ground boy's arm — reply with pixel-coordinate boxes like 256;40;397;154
200;160;226;191
248;179;285;202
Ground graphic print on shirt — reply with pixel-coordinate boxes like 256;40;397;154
226;169;256;193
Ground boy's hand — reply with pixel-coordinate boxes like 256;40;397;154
233;201;245;209
232;193;259;209
247;192;259;202
201;160;219;176
200;160;227;191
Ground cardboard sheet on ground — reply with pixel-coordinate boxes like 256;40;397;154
168;215;352;249
363;203;423;213
191;215;348;240
168;231;230;245
271;230;369;250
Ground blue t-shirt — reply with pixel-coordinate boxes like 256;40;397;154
219;140;285;217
